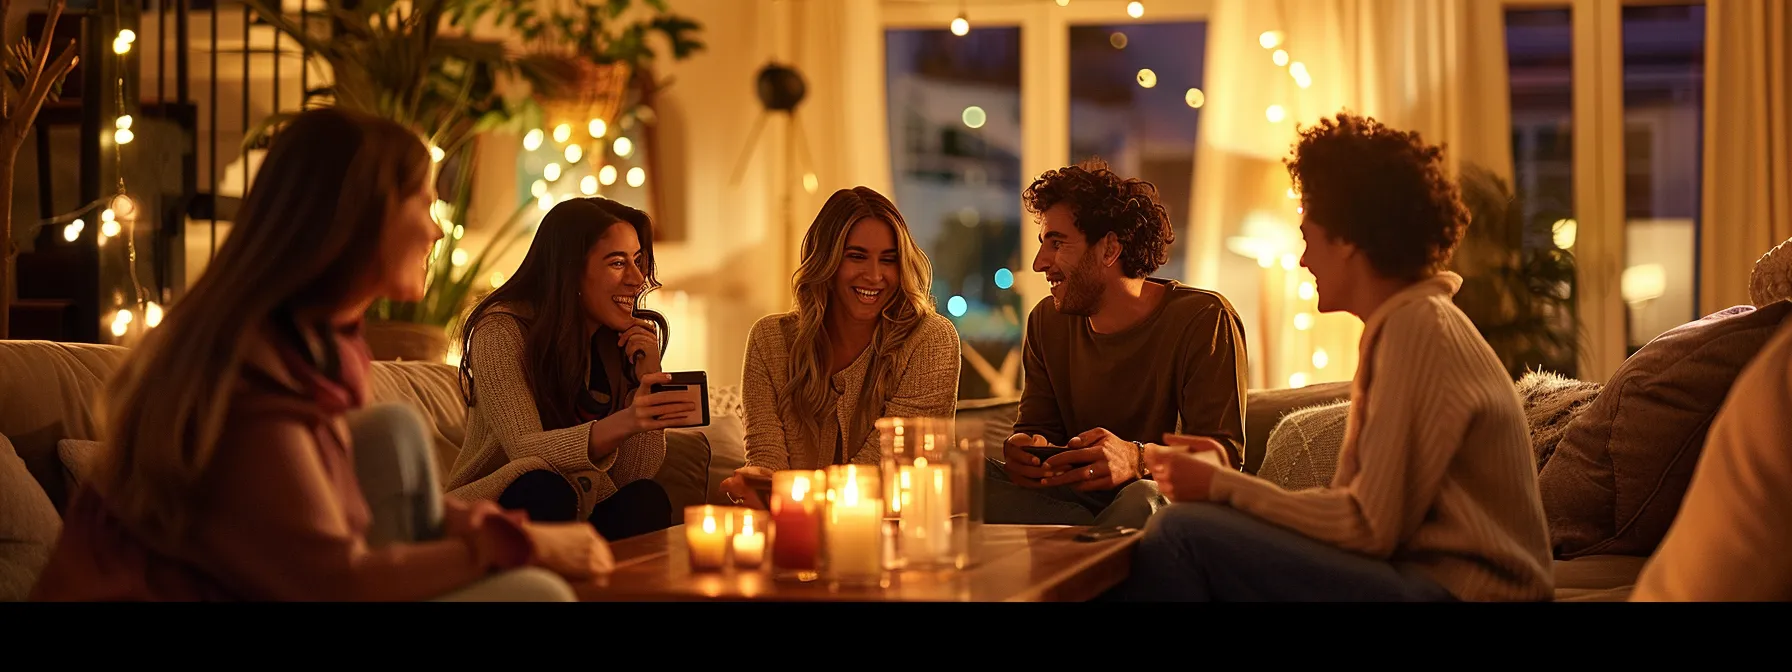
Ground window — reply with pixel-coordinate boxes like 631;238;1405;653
885;26;1025;400
1067;21;1208;280
1505;7;1580;377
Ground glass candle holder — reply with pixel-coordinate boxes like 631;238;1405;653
770;469;826;581
823;464;885;588
683;505;730;572
879;416;981;570
730;507;767;569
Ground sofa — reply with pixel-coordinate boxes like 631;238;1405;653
0;339;1637;601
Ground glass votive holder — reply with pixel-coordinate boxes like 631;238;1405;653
684;505;730;572
730;507;767;569
880;416;979;570
770;469;826;582
823;464;885;588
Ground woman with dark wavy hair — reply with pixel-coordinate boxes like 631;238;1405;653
447;197;689;541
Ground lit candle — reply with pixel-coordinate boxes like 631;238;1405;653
732;510;766;569
684;505;728;572
825;465;883;584
771;470;825;580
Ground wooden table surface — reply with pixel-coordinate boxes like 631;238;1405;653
572;524;1139;602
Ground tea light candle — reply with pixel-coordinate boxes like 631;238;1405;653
684;505;728;571
732;510;766;568
771;470;825;578
826;465;883;583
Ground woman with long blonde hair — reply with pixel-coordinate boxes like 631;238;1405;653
719;187;961;506
30;108;605;602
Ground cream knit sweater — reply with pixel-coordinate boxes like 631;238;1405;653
445;312;666;519
1204;273;1556;601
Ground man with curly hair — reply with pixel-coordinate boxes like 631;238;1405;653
986;158;1249;529
1115;113;1554;602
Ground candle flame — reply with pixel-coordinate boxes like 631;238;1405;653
792;475;810;502
702;515;716;534
843;468;860;507
741;513;755;535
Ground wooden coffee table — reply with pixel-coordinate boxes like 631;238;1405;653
572;524;1139;602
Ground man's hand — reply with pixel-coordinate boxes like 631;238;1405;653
1000;433;1054;489
1041;427;1141;493
1144;437;1228;502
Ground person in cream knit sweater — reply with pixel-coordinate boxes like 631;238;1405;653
1114;113;1554;602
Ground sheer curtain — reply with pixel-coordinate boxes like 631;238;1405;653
1701;0;1792;313
1187;0;1513;389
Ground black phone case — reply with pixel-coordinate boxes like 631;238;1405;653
1023;445;1073;462
649;371;710;428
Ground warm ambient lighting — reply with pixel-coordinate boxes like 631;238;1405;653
489;272;506;288
565;144;583;164
1185;88;1205;108
626;166;646;188
613;137;634;158
1110;32;1128;49
523;128;544;151
429;145;445;162
803;172;819;194
531;180;548;198
580;175;598;195
537;195;553;211
1273;49;1290;66
1127;2;1144;19
1056;0;1070;7
1312;348;1329;369
962;106;987;129
951;15;969;36
1293;312;1314;330
451;248;469;267
1266;105;1287;123
1289;62;1313;88
1552;218;1578;249
599;165;618;186
145;302;163;328
1288;372;1309;388
1298;282;1315;300
553;124;572;144
588;118;608;138
1259;31;1282;49
114;129;134;145
101;220;121;238
116;115;133;130
1136;69;1157;88
543;162;562;182
63;219;83;242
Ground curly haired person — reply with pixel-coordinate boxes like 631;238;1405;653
1111;113;1554;602
984;158;1249;529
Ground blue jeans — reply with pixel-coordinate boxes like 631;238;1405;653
348;404;577;602
1111;503;1457;602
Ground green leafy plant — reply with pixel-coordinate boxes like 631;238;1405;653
455;0;705;71
1452;163;1582;379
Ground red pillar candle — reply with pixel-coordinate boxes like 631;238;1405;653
770;470;826;580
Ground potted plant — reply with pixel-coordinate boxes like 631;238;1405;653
1453;163;1582;378
241;0;575;360
0;0;79;339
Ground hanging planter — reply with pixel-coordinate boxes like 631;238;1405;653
538;61;633;139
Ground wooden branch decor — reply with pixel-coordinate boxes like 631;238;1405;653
0;0;80;338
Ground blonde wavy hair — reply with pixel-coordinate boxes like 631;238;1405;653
97;108;431;544
781;187;936;454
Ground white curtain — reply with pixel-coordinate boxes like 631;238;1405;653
1187;0;1513;389
1701;0;1792;313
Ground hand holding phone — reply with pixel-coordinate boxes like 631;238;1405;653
647;371;710;429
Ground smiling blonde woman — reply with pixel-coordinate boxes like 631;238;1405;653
718;187;961;506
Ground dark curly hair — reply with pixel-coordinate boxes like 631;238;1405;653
1023;158;1173;279
1285;113;1469;281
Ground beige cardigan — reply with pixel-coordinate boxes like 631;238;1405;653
445;311;666;519
1203;273;1556;601
742;311;961;471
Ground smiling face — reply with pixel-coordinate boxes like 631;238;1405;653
373;183;444;304
829;217;900;325
581;221;648;331
1032;203;1109;316
1299;218;1357;314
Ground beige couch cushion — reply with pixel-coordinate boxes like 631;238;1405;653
364;361;469;484
0;433;62;601
0;342;127;512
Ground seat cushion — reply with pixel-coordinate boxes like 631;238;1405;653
1552;555;1646;602
0;433;62;601
1540;301;1792;558
0;341;127;513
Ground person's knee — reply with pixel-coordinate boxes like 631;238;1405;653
480;567;578;602
500;470;580;523
1145;502;1253;545
350;404;433;465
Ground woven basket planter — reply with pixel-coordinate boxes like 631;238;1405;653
364;319;450;363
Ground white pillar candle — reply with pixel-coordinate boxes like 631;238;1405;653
826;467;882;581
685;506;728;571
901;458;954;565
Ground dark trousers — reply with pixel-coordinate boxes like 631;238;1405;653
982;457;1167;528
1109;502;1458;602
498;470;674;541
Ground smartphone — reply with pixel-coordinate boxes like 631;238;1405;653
1074;525;1140;543
648;371;710;429
1022;445;1074;464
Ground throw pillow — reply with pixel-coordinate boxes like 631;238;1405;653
1256;400;1350;492
1514;371;1603;470
1;433;62;601
1539;300;1792;559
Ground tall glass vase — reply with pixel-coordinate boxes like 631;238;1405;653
878;416;982;571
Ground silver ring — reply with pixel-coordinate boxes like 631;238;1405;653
1086;467;1096;478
